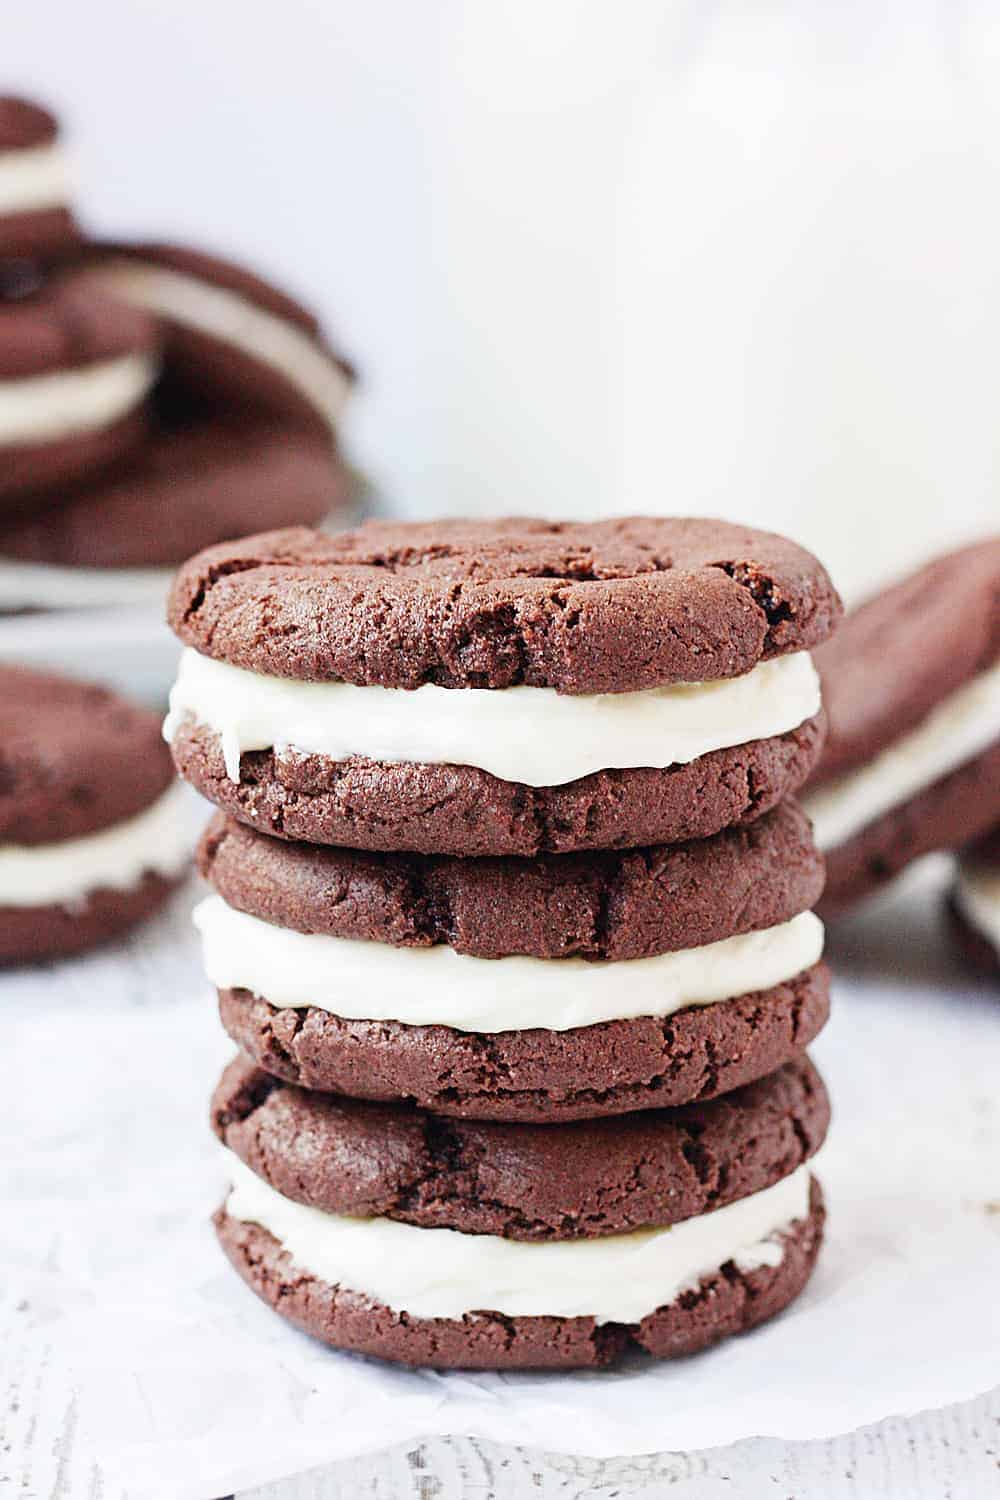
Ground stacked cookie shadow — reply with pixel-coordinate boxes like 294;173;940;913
166;517;842;1370
0;95;354;613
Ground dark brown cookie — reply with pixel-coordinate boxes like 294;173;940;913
809;538;1000;788
81;240;354;440
0;274;157;509
212;1053;829;1238
168;518;842;692
218;961;830;1123
0;419;350;572
0;872;177;966
818;738;1000;918
0;663;187;963
214;1177;824;1369
197;800;823;961
0;98;79;260
172;710;824;857
0;662;173;843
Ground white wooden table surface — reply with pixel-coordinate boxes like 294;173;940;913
232;1392;1000;1500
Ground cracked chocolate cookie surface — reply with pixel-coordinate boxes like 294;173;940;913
212;1053;829;1238
168;517;842;693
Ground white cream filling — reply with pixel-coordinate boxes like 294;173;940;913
954;861;1000;955
0;351;158;446
0;559;173;611
165;647;821;788
0;780;191;907
194;895;823;1033
95;260;350;433
805;659;1000;852
0;141;69;216
224;1154;812;1322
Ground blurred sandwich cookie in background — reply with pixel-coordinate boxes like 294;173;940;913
0;663;191;963
0;97;78;262
0;418;351;612
804;539;1000;917
0;272;158;509
82;241;354;442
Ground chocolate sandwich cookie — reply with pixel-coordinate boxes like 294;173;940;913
166;517;840;856
0;273;158;509
0;419;350;609
0;663;191;963
0;98;78;260
803;539;1000;916
196;802;829;1121
211;1055;827;1368
83;241;353;441
948;826;1000;977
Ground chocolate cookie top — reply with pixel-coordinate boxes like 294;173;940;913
212;1053;829;1240
0;97;59;151
169;518;842;693
0;275;156;379
0;420;347;568
810;537;1000;787
198;799;823;960
0;663;174;845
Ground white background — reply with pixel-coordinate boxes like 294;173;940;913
6;1;999;599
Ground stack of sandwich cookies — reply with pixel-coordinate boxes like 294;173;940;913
949;826;1000;978
803;539;1000;917
0;102;356;611
0;663;190;963
211;1054;828;1368
166;515;840;1368
0;97;78;261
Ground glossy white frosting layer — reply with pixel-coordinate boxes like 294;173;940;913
194;895;823;1033
0;780;191;907
0;351;157;446
165;647;821;788
0;141;69;215
224;1156;812;1322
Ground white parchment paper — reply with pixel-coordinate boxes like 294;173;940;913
6;858;1000;1500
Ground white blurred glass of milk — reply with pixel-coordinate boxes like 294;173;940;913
385;2;998;600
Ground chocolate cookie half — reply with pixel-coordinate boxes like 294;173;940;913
0;97;79;260
212;1056;827;1368
82;241;354;441
197;804;828;1121
949;825;1000;977
0;663;190;962
0;273;158;509
803;539;1000;915
166;518;839;853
